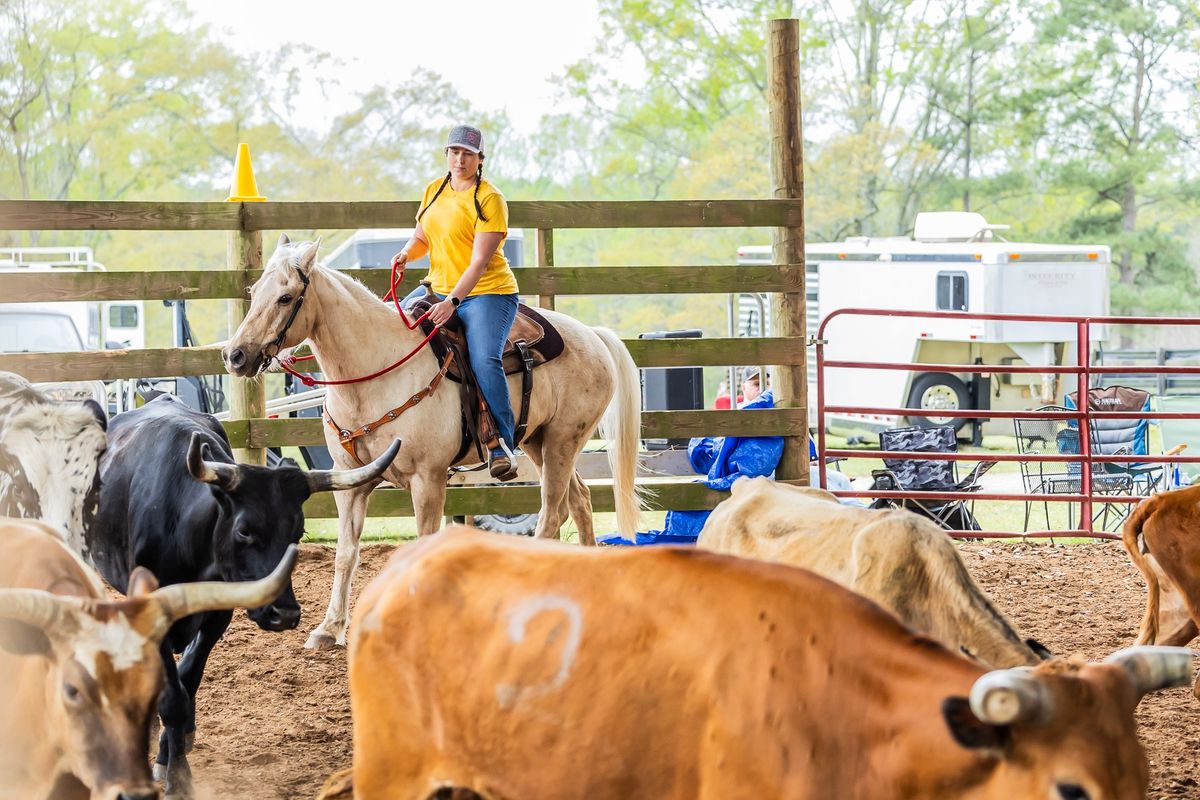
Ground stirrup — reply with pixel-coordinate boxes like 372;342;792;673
489;453;518;482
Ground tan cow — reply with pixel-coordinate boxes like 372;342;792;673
696;477;1045;668
1122;485;1200;696
329;526;1190;800
0;518;297;800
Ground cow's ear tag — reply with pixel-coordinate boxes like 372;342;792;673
127;566;160;598
941;696;1012;753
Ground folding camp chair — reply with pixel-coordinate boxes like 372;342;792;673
1066;386;1164;498
1013;406;1134;532
868;425;995;531
1155;395;1200;489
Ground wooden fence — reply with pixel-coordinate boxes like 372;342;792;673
0;197;808;519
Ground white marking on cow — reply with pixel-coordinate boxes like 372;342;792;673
74;615;148;677
495;594;583;709
1;399;106;561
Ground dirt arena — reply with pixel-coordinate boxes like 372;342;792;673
187;539;1200;799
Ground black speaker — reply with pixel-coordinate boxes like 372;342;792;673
639;329;704;449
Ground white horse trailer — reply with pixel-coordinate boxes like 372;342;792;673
736;212;1110;435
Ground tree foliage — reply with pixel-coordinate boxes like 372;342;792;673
3;0;1200;348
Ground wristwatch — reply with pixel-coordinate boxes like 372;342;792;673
449;296;461;308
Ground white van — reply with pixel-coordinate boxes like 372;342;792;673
736;212;1110;434
324;228;525;270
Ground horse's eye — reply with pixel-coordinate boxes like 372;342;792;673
1057;784;1089;800
277;294;293;305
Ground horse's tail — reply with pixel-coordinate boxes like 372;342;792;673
594;327;649;539
1122;496;1161;645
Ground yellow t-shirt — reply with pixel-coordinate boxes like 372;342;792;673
416;177;518;296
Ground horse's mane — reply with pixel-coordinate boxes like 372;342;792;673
316;260;391;307
295;251;417;335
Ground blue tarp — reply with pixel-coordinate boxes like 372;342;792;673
601;390;784;546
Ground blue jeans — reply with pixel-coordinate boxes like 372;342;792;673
403;287;519;449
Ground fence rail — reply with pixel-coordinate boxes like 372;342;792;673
0;265;805;303
0;199;804;231
0;337;803;382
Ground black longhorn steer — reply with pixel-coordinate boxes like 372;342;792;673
89;395;399;798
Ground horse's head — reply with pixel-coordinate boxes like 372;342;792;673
224;233;321;377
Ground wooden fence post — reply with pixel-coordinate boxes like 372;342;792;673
227;227;265;464
536;228;555;310
767;18;809;484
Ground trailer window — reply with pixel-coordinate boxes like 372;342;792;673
936;272;968;311
109;304;138;329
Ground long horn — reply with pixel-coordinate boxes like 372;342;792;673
148;545;299;635
1105;645;1194;700
186;432;241;491
306;438;400;493
968;668;1048;726
0;589;77;635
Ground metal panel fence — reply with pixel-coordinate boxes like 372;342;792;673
815;308;1200;539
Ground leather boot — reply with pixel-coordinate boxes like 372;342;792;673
489;449;518;482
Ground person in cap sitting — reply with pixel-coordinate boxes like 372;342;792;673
391;125;520;481
739;367;764;407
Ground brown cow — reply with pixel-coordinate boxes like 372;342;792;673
1123;485;1200;695
332;526;1190;800
0;518;297;800
696;478;1045;668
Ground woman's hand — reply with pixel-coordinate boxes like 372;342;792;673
390;250;409;270
428;298;457;326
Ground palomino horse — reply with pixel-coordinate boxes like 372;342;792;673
224;236;645;649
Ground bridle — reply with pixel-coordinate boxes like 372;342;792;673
264;265;311;363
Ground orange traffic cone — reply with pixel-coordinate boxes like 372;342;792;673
225;143;267;202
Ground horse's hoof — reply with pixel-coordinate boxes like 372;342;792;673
305;631;340;651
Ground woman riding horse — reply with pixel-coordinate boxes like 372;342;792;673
391;124;519;481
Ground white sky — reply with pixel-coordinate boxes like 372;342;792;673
182;0;614;135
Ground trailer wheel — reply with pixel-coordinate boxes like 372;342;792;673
473;513;538;536
906;373;971;431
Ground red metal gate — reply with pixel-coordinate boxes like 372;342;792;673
814;309;1200;539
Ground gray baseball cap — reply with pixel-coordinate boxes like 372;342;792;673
446;125;484;155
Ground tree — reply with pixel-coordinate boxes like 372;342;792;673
0;0;244;205
551;0;801;198
1030;0;1200;315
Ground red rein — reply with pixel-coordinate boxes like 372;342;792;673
274;259;440;387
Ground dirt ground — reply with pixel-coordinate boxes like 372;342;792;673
186;540;1200;799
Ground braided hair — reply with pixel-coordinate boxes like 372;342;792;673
416;164;489;222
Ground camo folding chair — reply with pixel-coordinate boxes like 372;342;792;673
868;425;995;531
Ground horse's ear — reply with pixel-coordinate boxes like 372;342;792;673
277;232;291;249
298;237;321;272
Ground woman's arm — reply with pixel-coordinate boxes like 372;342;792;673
426;231;504;325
